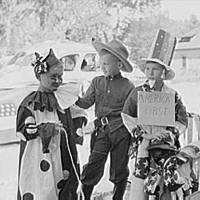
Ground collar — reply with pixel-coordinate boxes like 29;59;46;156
21;90;60;112
143;79;164;91
106;73;122;80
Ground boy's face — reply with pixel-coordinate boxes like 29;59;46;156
145;62;164;81
99;53;121;77
39;64;63;92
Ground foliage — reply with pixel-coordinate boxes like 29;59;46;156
0;0;199;62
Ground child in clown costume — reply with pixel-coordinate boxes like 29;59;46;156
16;49;87;200
122;29;188;200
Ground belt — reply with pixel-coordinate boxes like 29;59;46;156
94;115;121;128
94;117;108;128
100;116;109;127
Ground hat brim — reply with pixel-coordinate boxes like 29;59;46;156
147;144;177;151
138;58;175;80
92;41;133;73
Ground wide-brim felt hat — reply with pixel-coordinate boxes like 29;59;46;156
138;29;177;80
92;39;133;73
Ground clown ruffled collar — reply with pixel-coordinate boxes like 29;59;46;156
21;90;60;112
20;83;80;112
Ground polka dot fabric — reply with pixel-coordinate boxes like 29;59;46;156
40;160;50;172
23;192;34;200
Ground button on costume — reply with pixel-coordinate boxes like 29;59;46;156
16;49;87;200
75;40;134;200
122;29;188;200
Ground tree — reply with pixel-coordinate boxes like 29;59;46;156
1;0;197;62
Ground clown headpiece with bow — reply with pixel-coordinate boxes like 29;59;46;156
32;48;63;79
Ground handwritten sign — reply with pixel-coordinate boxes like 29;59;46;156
137;91;175;126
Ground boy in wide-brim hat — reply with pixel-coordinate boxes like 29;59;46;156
76;39;135;200
122;29;188;200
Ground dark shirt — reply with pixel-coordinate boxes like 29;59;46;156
76;73;134;132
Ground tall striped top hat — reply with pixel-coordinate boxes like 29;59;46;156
139;29;177;80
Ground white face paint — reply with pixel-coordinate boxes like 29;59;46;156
39;64;64;92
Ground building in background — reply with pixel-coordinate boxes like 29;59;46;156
173;27;200;71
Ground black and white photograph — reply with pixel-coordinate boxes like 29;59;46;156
1;0;200;199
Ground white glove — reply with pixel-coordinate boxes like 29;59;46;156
76;128;84;137
25;116;37;134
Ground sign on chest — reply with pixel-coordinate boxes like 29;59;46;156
137;91;175;126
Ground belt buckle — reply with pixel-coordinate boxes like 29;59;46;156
101;117;108;127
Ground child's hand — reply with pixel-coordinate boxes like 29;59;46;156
82;121;95;134
160;130;172;138
54;122;64;134
76;128;84;137
142;132;168;140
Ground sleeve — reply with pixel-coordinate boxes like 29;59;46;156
125;81;135;100
122;88;139;136
121;113;137;136
75;78;96;109
175;92;188;133
122;88;138;118
16;105;38;141
70;104;88;120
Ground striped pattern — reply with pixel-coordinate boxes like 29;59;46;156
149;29;177;67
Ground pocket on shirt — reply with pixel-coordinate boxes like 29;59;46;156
96;89;104;102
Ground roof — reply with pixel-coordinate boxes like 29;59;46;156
176;27;200;50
